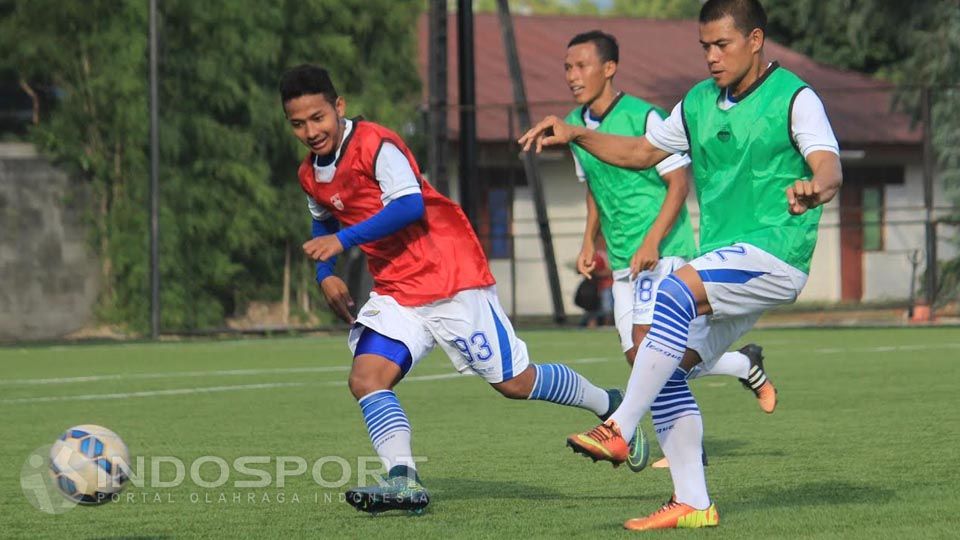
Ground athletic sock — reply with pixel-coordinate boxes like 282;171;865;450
610;274;696;436
527;363;610;416
652;368;710;509
358;389;415;472
685;351;750;380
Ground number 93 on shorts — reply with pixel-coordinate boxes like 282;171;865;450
348;286;530;384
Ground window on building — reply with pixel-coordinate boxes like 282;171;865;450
476;164;520;259
862;185;884;251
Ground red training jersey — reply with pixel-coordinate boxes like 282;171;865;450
298;119;495;306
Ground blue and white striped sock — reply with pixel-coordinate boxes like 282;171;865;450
358;389;414;472
652;368;701;431
527;364;610;416
610;274;696;432
653;368;709;510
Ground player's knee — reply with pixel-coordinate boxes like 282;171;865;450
491;377;528;399
348;371;388;399
491;366;535;399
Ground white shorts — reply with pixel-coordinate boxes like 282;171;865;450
611;256;690;352
686;243;808;367
347;286;530;384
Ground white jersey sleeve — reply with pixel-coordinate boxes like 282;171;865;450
646;110;692;176
573;153;588;183
791;88;840;157
307;195;331;221
374;142;422;205
646;102;690;155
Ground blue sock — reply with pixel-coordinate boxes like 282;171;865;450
527;364;609;415
358;390;414;472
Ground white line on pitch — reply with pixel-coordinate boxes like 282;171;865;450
0;366;351;386
0;382;308;404
0;372;480;405
0;357;616;405
0;355;617;387
812;343;960;354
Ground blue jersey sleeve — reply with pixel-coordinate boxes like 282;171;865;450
335;193;425;250
312;217;340;283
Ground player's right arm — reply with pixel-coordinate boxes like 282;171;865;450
578;186;600;279
519;116;671;170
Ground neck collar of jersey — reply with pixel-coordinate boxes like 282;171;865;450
582;90;625;125
313;118;355;169
723;61;779;104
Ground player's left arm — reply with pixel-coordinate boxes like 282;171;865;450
631;156;691;277
788;151;842;215
302;143;425;262
786;88;844;215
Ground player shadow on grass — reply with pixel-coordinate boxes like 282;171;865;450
704;437;788;459
426;477;636;502
722;480;896;513
88;536;172;539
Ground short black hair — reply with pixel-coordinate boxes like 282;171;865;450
699;0;767;36
278;64;339;105
567;30;619;64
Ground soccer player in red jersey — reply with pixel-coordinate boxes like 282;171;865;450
281;65;633;515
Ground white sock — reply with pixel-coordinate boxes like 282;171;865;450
686;351;749;380
358;390;415;472
652;367;709;509
659;414;710;509
609;343;682;431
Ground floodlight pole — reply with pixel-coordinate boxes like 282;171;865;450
149;0;161;338
428;0;449;195
921;86;937;312
495;0;566;323
457;0;478;229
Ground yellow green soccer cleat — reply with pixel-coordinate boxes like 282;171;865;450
623;497;719;530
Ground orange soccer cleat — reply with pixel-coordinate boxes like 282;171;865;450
566;419;629;466
739;344;777;414
623;497;719;531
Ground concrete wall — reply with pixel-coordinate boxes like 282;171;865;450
0;144;99;340
862;163;957;302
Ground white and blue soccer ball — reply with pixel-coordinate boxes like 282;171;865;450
49;424;130;505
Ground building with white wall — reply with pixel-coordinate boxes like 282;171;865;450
418;14;955;316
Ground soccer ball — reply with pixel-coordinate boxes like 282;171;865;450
49;424;130;505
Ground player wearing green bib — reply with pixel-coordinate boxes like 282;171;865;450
522;0;843;530
563;31;779;473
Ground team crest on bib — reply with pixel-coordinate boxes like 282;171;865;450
330;193;344;210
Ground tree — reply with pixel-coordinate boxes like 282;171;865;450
765;0;960;304
473;0;699;18
0;0;151;324
609;0;700;19
0;0;423;332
